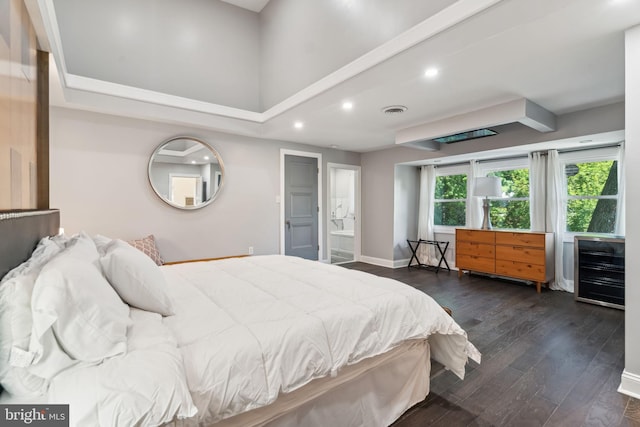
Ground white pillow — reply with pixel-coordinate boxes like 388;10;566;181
0;237;64;396
100;240;175;316
30;238;130;368
0;274;48;396
48;309;197;426
93;234;113;256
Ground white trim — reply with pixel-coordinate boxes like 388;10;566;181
36;0;502;123
618;370;640;399
327;163;362;264
393;258;411;269
476;157;529;175
358;256;412;269
435;164;469;176
434;167;469;230
560;148;622;240
359;256;395;269
280;149;323;260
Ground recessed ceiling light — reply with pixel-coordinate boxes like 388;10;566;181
204;155;210;160
294;121;304;129
191;160;196;164
342;101;353;111
424;67;439;78
330;144;339;149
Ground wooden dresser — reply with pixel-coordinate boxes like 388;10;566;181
455;229;554;293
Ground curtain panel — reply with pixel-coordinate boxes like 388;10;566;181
417;165;438;265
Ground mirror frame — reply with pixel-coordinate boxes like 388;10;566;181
148;136;225;210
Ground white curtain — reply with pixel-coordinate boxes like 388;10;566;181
529;152;546;232
616;142;625;236
546;150;573;292
467;160;483;229
417;165;438;265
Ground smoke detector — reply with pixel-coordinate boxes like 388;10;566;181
381;105;408;114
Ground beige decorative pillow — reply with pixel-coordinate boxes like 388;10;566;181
126;235;164;266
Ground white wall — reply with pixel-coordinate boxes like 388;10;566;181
620;24;640;399
55;0;261;111
50;107;359;262
393;165;419;263
361;102;625;265
258;0;456;109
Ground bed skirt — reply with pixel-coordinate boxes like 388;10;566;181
170;339;430;427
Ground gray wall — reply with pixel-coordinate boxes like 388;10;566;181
50;107;359;262
361;102;625;264
259;0;456;109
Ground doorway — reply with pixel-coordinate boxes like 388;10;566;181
280;150;322;260
328;163;361;264
170;174;202;207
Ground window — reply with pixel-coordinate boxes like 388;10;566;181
434;171;467;227
565;160;618;233
487;168;530;230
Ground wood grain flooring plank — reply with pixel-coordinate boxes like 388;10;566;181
508;395;557;427
538;361;614;426
625;398;640;422
583;368;630;427
462;366;525;415
340;263;627;427
474;368;543;426
619;416;640;427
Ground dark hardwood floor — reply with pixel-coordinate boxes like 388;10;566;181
341;262;637;427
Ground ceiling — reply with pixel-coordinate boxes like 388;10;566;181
28;0;640;153
220;0;270;13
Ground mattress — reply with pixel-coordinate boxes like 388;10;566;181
3;253;479;426
159;255;480;425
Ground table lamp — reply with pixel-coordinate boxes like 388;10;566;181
473;176;502;230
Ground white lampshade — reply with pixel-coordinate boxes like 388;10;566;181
473;176;502;197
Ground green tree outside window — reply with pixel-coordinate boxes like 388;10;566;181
434;174;467;226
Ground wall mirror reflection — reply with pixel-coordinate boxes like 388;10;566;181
148;136;224;210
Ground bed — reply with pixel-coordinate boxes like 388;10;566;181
0;210;480;426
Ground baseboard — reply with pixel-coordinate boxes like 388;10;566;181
618;370;640;399
359;256;410;269
394;258;410;269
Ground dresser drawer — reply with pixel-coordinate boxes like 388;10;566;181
457;241;495;257
495;232;545;248
495;245;545;265
456;229;495;244
495;259;546;281
457;254;495;273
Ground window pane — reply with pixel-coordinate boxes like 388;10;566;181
567;199;617;233
567;161;617;197
491;169;529;197
435;201;466;226
489;200;530;230
435;174;467;200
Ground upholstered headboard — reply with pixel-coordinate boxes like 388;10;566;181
0;209;60;279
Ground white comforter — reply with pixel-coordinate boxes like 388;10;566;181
160;255;480;425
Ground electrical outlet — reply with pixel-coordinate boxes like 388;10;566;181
248;246;254;255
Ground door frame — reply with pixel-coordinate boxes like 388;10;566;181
280;149;323;260
327;163;362;263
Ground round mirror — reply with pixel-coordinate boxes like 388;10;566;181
148;136;225;210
